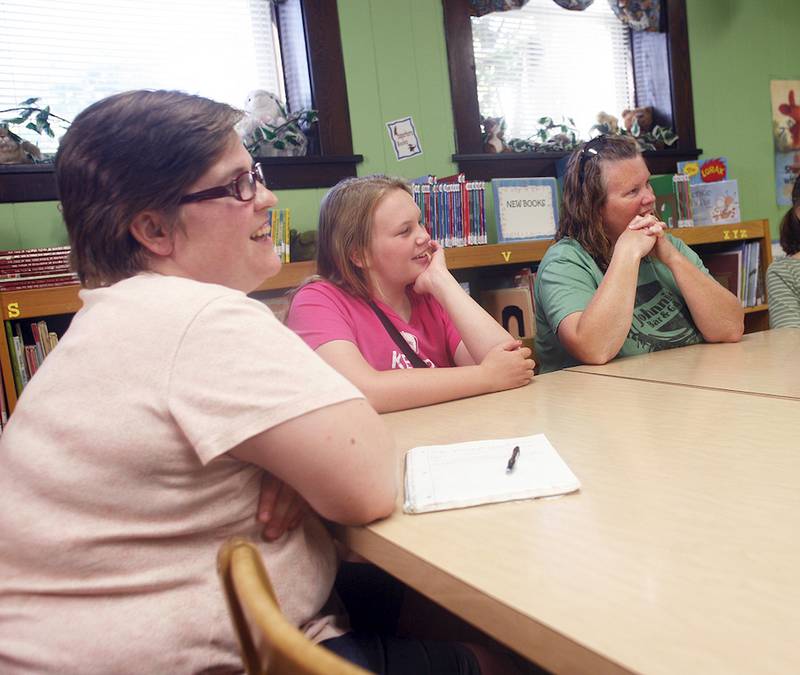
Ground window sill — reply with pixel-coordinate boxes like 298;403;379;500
0;154;364;203
452;148;702;180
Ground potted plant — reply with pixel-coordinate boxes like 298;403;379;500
0;98;70;164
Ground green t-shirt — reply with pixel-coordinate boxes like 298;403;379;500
534;235;707;373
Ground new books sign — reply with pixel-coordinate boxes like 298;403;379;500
492;178;559;242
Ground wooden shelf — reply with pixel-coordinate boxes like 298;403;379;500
744;304;768;315
1;285;82;320
254;260;315;292
0;220;775;415
668;220;768;246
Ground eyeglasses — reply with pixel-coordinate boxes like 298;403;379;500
577;135;609;186
179;163;266;204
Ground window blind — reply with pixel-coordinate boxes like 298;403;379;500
0;0;283;154
471;0;635;142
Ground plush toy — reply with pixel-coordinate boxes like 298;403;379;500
0;125;42;164
481;116;511;153
290;228;317;262
237;90;311;157
595;111;619;135
621;107;654;134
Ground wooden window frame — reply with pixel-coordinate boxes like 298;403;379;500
0;0;361;203
442;0;700;179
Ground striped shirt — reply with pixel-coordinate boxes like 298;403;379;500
766;256;800;328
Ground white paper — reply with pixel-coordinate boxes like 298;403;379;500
403;433;580;514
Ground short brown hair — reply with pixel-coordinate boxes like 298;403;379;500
779;173;800;256
312;175;413;300
56;90;242;288
557;135;642;270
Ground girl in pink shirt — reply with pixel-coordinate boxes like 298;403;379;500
287;175;534;412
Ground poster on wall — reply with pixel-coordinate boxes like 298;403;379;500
386;116;423;161
770;80;800;205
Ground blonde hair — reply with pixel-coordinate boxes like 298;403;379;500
309;175;413;300
557;135;642;270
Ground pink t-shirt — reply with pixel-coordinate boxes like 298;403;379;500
287;281;462;370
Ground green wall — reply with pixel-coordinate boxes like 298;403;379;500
0;0;793;248
686;0;800;238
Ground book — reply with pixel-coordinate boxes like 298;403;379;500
704;250;742;301
690;179;740;225
492;177;559;242
403;433;580;514
677;157;729;184
4;321;23;396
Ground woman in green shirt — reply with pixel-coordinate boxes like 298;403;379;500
534;135;744;373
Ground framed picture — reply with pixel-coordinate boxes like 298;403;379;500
492;177;559;242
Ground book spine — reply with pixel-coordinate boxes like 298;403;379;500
0;278;79;291
0;271;76;283
0;248;71;258
30;323;45;363
37;320;51;357
4;321;23;396
12;335;29;388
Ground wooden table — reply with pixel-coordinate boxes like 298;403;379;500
567;327;800;400
339;370;800;675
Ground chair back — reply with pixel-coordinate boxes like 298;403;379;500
217;537;369;675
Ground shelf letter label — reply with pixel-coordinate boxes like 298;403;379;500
722;229;748;240
501;251;512;262
7;302;20;319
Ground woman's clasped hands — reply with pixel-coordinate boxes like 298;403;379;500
617;213;666;259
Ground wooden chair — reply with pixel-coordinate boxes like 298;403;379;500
217;537;370;675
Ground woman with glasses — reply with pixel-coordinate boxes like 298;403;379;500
534;135;743;373
0;90;526;675
0;90;394;673
285;175;535;413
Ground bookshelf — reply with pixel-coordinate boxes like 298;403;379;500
0;219;773;415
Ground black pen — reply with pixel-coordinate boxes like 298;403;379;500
506;445;520;473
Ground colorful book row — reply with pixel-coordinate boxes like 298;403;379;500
268;209;291;263
411;174;487;248
0;245;78;290
704;241;763;308
4;319;60;397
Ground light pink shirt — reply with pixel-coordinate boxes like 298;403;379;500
287;281;462;370
0;274;362;674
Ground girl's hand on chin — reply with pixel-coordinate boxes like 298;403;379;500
413;241;450;295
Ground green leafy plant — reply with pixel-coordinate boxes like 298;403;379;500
243;109;318;156
496;114;678;154
506;116;581;153
1;97;70;144
592;117;678;151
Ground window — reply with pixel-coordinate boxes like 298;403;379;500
1;0;288;155
443;0;699;179
0;0;360;201
472;1;634;142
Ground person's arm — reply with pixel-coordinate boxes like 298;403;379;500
767;265;800;328
315;339;533;413
652;236;744;342
413;241;514;365
557;221;661;365
230;397;397;526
